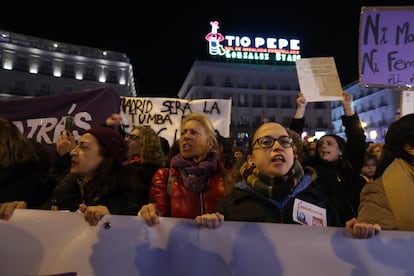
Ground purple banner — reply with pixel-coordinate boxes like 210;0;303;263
359;6;414;88
0;86;120;152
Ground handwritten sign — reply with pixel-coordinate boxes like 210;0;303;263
119;97;232;145
359;6;414;89
295;57;343;102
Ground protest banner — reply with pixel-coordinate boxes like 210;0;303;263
0;88;232;153
119;97;232;145
0;86;120;152
1;209;413;276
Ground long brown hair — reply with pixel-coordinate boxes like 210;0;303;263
0;118;40;167
83;139;144;204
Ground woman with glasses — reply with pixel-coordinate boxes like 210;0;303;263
195;122;342;228
125;126;165;167
124;125;166;205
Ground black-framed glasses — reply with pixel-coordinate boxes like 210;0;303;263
125;133;140;141
252;135;293;149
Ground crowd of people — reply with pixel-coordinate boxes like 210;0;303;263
1;92;414;240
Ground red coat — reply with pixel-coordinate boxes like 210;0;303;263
150;165;226;219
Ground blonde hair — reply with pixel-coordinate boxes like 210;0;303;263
180;113;218;152
132;125;165;167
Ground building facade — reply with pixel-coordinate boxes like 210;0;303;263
0;29;136;100
178;60;333;141
339;82;401;143
178;60;402;144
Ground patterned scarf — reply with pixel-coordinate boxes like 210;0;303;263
240;160;305;200
170;152;219;192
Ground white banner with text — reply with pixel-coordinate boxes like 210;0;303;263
1;209;413;276
119;97;232;145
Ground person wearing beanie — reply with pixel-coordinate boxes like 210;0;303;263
346;113;414;238
85;127;128;165
0;126;148;226
289;92;367;227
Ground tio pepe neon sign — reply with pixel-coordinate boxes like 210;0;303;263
205;21;301;64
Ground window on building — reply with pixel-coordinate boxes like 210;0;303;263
281;116;290;126
204;75;214;86
63;87;73;93
239;94;248;107
378;96;387;107
15;56;29;72
361;102;366;112
253;116;262;128
35;83;51;96
252;95;263;107
237;75;248;88
266;81;277;90
84;67;96;81
316;117;327;129
223;76;233;87
280;83;292;90
314;102;326;109
203;91;212;99
238;114;249;127
267;95;278;108
106;69;118;83
38;60;53;75
223;93;232;100
62;64;75;78
252;83;262;89
10;80;27;95
280;95;292;108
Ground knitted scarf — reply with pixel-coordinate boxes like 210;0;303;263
240;160;305;200
170;152;219;192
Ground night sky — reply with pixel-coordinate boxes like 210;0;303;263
1;1;412;97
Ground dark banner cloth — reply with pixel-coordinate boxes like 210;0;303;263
0;86;120;151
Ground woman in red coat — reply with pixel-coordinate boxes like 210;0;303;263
138;113;226;226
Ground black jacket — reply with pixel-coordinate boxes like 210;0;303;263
215;178;342;227
0;161;56;208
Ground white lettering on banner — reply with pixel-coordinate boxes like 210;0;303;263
1;209;413;276
13;112;93;144
120;97;232;145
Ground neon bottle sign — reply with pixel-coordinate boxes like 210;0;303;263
205;20;301;64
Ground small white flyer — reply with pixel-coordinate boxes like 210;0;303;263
295;57;343;102
293;198;327;226
401;90;414;116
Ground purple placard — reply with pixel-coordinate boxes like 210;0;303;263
359;6;414;89
0;86;120;153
